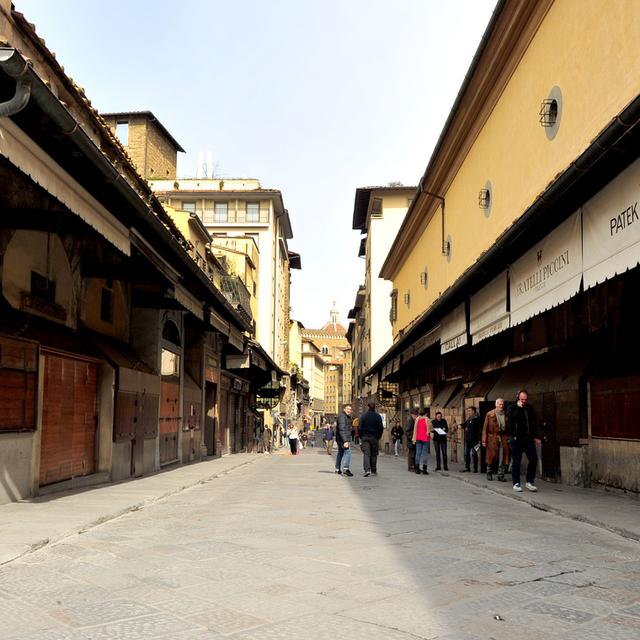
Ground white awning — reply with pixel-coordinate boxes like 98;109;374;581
510;210;582;327
440;303;467;354
174;284;204;320
583;157;640;289
413;324;440;359
0;119;130;256
470;271;509;344
227;325;244;351
209;310;230;334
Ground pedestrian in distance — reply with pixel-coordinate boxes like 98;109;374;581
412;408;431;475
335;404;354;477
323;424;335;455
461;406;481;472
431;411;449;471
507;389;540;492
359;402;384;476
406;408;418;472
391;419;404;456
482;398;510;481
287;425;299;455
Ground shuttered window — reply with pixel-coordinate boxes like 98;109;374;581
0;336;37;431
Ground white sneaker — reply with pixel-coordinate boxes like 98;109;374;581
513;483;523;492
525;482;538;492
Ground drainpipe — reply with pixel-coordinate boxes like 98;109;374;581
0;50;31;117
420;184;448;256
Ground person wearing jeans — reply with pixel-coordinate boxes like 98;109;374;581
431;411;449;471
335;404;354;477
507;390;540;492
412;408;431;475
359;402;384;477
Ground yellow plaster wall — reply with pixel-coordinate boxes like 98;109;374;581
392;0;640;335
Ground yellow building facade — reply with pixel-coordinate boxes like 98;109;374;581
384;0;640;336
370;0;640;493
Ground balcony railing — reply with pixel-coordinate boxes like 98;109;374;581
221;275;253;325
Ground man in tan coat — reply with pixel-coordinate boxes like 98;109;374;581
481;398;510;481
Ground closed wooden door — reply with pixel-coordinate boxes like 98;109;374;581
159;380;180;465
40;354;97;486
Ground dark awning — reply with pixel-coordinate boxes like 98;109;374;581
431;381;459;409
465;369;502;400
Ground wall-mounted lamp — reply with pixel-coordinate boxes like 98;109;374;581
478;188;491;209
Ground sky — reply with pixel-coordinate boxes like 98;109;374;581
17;0;496;329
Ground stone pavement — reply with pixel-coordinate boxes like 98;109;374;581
0;454;260;565
1;447;640;639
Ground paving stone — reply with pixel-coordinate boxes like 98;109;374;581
522;600;598;624
3;451;640;640
47;599;160;628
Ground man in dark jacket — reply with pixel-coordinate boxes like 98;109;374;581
431;411;449;471
507;389;539;492
359;402;384;477
406;409;418;471
335;404;354;477
461;406;481;472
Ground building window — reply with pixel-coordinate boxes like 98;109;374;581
202;202;214;224
215;202;228;222
246;203;259;222
30;271;56;304
390;289;398;323
116;121;129;145
370;197;383;218
161;349;180;377
183;201;196;214
540;86;563;141
404;290;410;307
100;285;113;323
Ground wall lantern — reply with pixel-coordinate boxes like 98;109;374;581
478;188;491;209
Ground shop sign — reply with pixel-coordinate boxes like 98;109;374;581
510;210;582;327
583;157;640;289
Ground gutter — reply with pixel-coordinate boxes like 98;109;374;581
0;48;250;333
365;92;640;379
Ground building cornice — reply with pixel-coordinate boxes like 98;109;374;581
380;0;554;280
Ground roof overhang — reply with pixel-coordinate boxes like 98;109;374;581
366;91;640;379
100;110;185;152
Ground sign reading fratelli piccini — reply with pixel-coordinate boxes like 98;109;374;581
509;210;583;327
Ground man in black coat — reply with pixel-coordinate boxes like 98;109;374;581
358;402;384;477
507;389;539;492
461;406;481;472
335;404;354;477
431;411;449;471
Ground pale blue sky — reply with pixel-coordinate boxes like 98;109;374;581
17;0;495;328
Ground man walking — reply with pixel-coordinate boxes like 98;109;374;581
481;398;509;481
461;406;481;472
359;402;384;477
406;409;418;472
431;411;449;471
323;424;335;455
335;404;354;477
507;390;539;492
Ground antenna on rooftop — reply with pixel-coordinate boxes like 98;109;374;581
196;151;204;179
206;151;214;178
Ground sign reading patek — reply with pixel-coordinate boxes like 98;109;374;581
583;157;640;289
510;210;582;327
